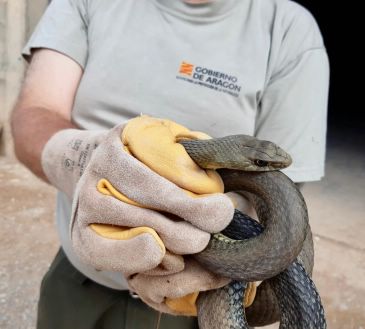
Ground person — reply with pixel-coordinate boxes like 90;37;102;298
11;0;329;328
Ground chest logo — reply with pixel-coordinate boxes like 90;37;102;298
177;61;242;98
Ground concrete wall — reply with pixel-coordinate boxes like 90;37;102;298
0;0;48;156
26;0;49;38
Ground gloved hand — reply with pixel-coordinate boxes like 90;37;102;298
42;129;107;199
225;191;258;220
70;115;235;277
128;258;257;316
128;258;229;316
126;192;258;316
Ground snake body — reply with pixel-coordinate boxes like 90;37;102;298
179;135;326;328
197;212;325;329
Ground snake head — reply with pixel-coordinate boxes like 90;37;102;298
180;135;292;171
233;135;292;171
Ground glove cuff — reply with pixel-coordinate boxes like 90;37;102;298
41;128;106;199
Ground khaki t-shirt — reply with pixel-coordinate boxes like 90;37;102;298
23;0;329;289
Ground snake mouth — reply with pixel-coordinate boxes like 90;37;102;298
273;147;293;168
268;158;292;170
247;144;292;171
243;154;292;171
249;158;290;171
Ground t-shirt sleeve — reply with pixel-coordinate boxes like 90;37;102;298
255;3;330;183
22;0;88;68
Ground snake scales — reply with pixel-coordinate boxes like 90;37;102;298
179;135;326;329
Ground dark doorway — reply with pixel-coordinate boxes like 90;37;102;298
295;1;363;128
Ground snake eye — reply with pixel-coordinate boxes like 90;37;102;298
254;159;269;167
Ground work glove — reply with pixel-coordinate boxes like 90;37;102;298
43;116;257;315
70;115;235;277
128;258;257;316
225;191;258;220
41;129;107;199
127;191;258;316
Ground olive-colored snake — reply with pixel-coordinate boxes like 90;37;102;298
179;135;326;329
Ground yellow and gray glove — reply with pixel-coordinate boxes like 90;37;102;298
68;116;234;276
128;258;257;316
41;129;107;199
42;115;257;316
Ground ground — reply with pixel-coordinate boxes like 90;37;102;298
0;125;364;328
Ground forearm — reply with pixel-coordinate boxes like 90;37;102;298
11;106;77;181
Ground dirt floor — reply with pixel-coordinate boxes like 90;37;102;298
0;125;364;329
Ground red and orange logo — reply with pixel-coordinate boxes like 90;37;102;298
179;62;194;76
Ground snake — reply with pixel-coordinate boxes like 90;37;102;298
179;135;326;328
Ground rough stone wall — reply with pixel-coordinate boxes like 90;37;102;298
0;0;48;156
0;0;9;154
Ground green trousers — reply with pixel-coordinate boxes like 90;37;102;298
37;248;199;329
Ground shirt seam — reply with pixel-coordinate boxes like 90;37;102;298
22;37;87;69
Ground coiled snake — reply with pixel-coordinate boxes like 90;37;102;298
179;135;326;329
